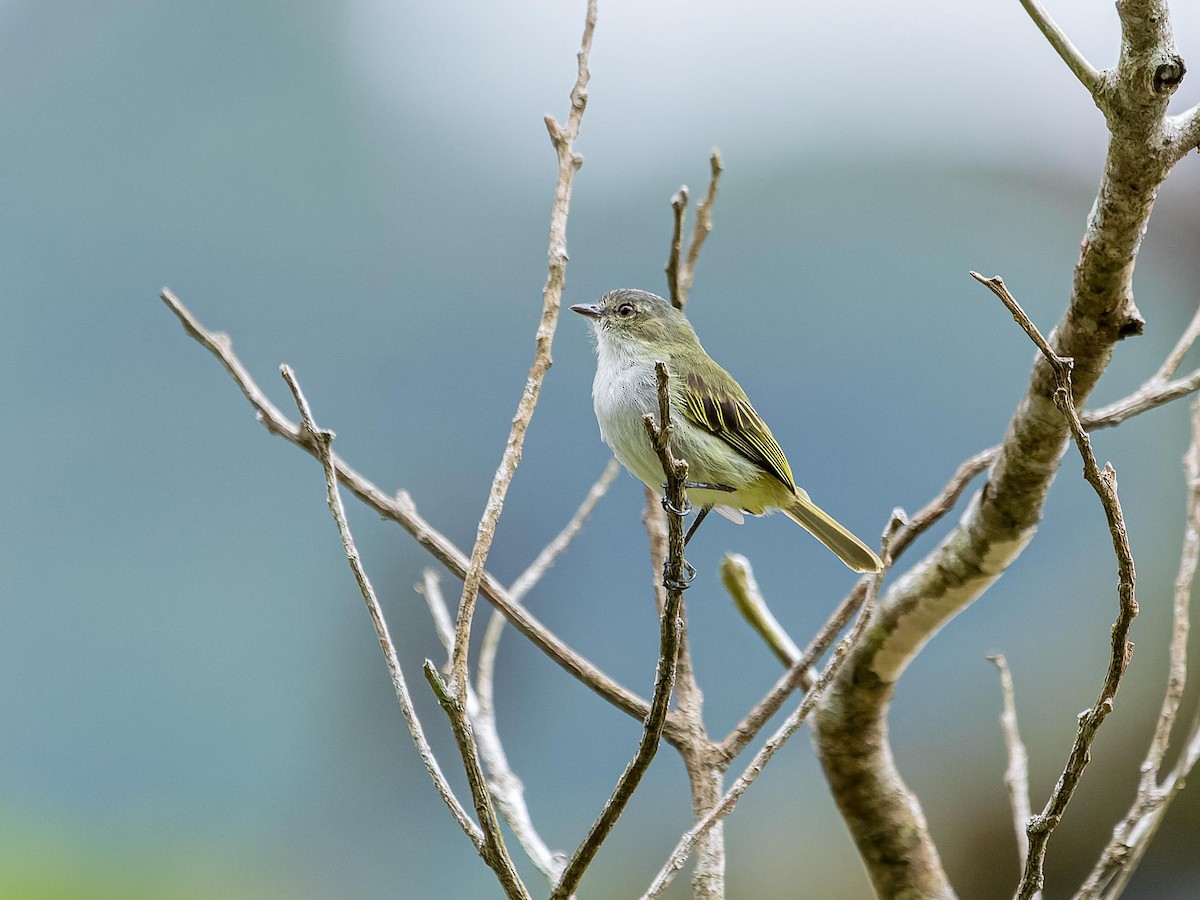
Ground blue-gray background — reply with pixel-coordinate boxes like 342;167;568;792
3;1;1200;897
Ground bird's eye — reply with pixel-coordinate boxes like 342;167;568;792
616;302;636;318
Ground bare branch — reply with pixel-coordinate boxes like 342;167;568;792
813;2;1186;877
665;186;688;308
552;362;689;899
989;653;1034;888
681;150;723;304
971;274;1138;900
1152;303;1200;384
161;289;685;742
451;0;597;710
421;571;567;884
664;150;723;310
716;579;869;764
640;486;725;898
1076;397;1200;898
272;368;489;870
471;460;619;882
1018;0;1101;93
1082;368;1200;429
645;533;890;899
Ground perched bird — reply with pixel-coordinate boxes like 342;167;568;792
572;288;882;573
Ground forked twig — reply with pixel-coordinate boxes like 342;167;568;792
972;272;1138;900
665;150;723;309
276;366;516;885
1076;396;1200;898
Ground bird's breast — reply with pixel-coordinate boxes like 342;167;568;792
591;357;665;489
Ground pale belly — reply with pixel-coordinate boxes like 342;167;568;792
591;360;773;513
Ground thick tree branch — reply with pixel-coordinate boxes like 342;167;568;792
812;4;1184;892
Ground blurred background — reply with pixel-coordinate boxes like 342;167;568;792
3;0;1200;897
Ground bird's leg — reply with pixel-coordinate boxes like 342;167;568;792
662;560;698;592
659;485;728;589
684;504;713;547
683;481;735;494
659;489;697;590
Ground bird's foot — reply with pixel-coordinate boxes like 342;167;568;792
662;559;697;591
660;492;693;517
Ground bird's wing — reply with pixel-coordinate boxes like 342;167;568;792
679;370;796;491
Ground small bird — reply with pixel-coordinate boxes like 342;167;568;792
572;288;882;574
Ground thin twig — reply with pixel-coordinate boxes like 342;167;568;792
720;553;802;667
272;368;492;871
473;460;621;881
681;150;723;305
716;579;868;764
645;527;894;899
160;289;681;741
1151;304;1200;384
665;187;688;309
421;571;567;884
551;362;688;898
1076;396;1200;898
1018;0;1101;93
971;273;1138;900
451;0;597;703
989;653;1034;888
664;150;723;310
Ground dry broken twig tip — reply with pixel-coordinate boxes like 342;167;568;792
665;149;723;310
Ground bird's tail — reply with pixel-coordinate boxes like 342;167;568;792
783;491;883;574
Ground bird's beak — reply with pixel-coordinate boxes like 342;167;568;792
570;303;601;319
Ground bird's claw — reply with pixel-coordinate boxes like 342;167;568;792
660;491;692;517
662;559;697;591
